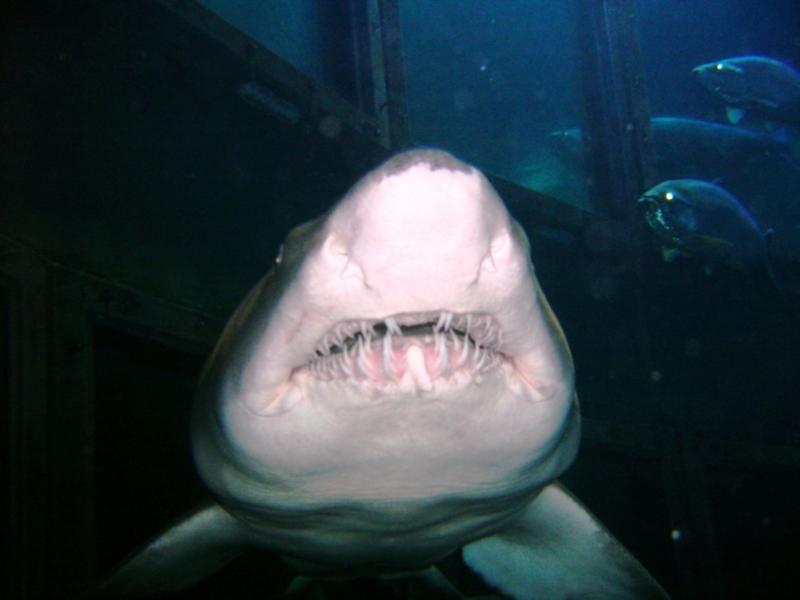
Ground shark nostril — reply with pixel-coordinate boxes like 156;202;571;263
322;235;367;283
323;234;348;258
491;230;511;255
481;254;497;274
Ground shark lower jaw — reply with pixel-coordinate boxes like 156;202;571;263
298;310;505;393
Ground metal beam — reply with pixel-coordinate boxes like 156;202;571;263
574;0;657;219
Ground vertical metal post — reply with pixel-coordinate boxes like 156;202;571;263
574;0;656;219
574;0;657;394
376;0;410;149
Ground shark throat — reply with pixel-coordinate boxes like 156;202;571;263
307;311;503;391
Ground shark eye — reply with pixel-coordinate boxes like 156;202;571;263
275;244;284;266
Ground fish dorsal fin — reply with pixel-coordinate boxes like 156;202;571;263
463;483;670;599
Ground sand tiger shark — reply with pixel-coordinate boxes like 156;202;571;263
92;149;669;598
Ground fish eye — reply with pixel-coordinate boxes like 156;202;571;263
275;244;284;265
664;191;675;202
715;63;724;71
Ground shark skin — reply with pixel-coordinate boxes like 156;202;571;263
91;149;669;599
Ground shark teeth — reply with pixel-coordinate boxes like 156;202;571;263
309;311;502;389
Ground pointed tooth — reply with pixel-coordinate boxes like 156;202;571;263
354;358;367;379
475;348;487;370
342;345;353;376
437;332;449;372
339;353;352;377
406;344;433;392
444;312;453;331
449;330;460;353
458;337;470;366
385;317;401;336
357;337;371;378
383;333;394;376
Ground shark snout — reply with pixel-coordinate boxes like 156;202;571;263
321;155;517;306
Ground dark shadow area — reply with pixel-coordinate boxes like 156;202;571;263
707;465;800;599
0;290;9;598
93;325;207;571
563;445;679;598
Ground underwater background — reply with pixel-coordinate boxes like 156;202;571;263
2;0;800;598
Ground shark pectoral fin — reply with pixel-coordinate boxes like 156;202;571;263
462;483;670;600
88;503;246;598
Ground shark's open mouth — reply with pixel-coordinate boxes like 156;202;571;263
308;311;503;389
